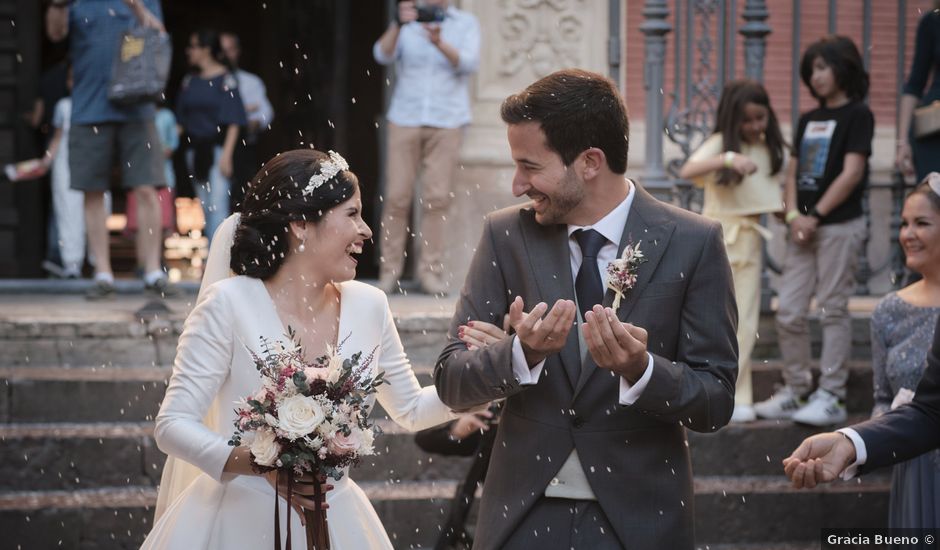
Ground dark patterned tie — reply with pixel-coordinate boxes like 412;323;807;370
574;229;607;319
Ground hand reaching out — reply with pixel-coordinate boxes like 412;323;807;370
458;315;509;350
782;432;857;489
448;409;495;440
507;296;576;366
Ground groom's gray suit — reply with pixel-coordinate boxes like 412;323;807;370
435;183;738;549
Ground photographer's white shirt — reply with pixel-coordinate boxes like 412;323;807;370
373;6;479;129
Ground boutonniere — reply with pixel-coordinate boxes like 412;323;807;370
606;240;647;310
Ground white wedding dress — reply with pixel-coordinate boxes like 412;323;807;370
141;217;455;549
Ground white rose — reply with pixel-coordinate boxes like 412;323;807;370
249;429;281;467
277;394;326;440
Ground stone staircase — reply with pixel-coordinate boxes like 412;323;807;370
0;295;889;549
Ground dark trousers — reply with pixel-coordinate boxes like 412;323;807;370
230;139;258;212
501;497;623;550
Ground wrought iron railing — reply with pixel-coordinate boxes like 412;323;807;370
640;0;912;297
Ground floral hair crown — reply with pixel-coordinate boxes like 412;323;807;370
302;150;349;196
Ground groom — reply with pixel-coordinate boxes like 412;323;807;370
434;69;739;549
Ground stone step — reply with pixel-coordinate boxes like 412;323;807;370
0;475;888;549
0;306;876;369
0;354;877;425
0;423;163;492
0;311;451;370
1;415;889;494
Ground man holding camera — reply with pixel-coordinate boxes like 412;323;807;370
373;1;480;295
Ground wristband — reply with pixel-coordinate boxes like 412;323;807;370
722;151;735;169
809;206;823;220
784;210;800;224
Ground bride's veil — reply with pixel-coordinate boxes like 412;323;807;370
153;212;240;522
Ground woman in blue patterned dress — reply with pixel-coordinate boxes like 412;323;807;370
870;174;940;528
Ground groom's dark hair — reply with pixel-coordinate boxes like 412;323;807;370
231;149;358;279
500;68;629;174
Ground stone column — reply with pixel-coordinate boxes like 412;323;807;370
638;0;672;198
740;0;771;82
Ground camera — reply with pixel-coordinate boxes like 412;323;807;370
416;6;446;23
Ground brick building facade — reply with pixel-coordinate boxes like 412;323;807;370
623;0;934;138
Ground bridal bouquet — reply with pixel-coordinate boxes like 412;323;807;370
229;330;385;550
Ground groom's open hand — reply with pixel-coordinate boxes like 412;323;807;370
583;305;649;384
508;296;576;367
782;432;856;489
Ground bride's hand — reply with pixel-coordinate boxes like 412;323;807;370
264;470;333;524
458;315;510;350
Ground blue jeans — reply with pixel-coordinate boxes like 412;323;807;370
186;146;230;241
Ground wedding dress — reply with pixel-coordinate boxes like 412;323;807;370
141;215;456;549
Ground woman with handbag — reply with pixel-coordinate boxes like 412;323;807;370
176;29;246;241
897;1;940;182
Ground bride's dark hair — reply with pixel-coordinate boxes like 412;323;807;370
230;149;358;279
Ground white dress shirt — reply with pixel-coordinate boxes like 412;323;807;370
233;69;274;129
372;6;479;129
509;180;655;405
836;427;869;479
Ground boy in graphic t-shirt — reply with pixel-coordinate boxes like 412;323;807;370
754;35;874;427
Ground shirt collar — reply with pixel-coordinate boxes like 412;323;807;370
567;179;635;246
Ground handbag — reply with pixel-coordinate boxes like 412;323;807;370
913;100;940;139
107;26;171;105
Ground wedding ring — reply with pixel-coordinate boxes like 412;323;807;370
545;336;555;342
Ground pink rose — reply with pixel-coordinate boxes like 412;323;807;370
252;388;269;403
326;430;360;455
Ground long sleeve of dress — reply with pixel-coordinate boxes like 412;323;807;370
154;283;236;482
870;304;893;418
374;301;456;432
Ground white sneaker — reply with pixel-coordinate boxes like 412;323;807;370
730;404;757;423
753;386;804;420
792;388;847;427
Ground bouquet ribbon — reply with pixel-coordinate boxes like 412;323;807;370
273;471;330;550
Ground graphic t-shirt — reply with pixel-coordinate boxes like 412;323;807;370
793;101;873;224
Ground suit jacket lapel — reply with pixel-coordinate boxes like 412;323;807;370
519;210;580;389
574;184;676;397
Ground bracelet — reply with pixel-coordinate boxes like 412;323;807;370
809;206;823;219
784;210;800;224
722;151;735;169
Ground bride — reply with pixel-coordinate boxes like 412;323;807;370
142;149;457;549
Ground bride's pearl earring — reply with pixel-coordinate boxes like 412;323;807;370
297;239;306;253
